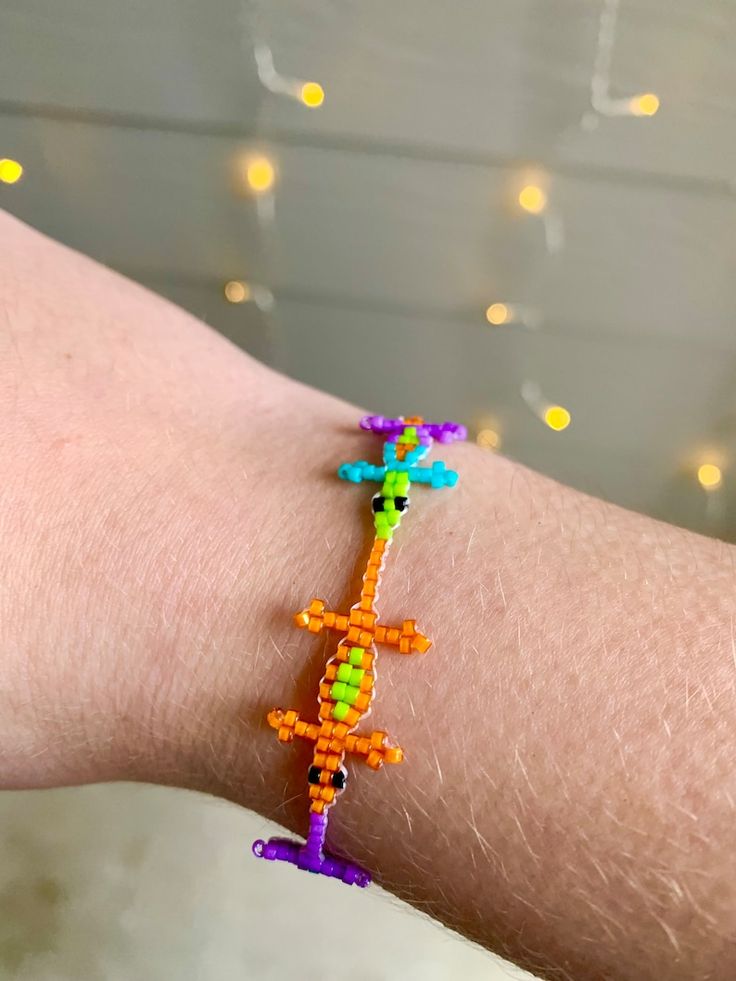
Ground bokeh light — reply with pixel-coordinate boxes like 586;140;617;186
697;463;722;490
246;155;276;193
629;92;660;117
300;82;325;108
224;280;251;304
477;428;501;450
0;158;23;184
518;184;547;214
543;405;571;431
485;303;511;326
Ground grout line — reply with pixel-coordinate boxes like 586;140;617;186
128;266;736;355
0;99;734;200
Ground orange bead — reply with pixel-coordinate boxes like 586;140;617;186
344;706;360;727
370;731;386;749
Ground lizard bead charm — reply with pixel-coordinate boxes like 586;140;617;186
252;414;466;886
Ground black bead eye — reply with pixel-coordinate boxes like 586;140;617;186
308;765;321;785
394;496;408;512
331;769;347;790
372;495;385;513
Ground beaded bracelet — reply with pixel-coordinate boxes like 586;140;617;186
253;414;466;887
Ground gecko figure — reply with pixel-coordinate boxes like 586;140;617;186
252;414;466;886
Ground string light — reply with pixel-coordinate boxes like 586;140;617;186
513;170;561;253
522;381;571;432
223;280;275;312
0;158;23;184
476;428;502;451
544;405;572;432
224;280;251;304
584;0;661;122
300;82;325;108
697;463;722;491
253;43;325;108
518;184;547;215
485;303;511;326
629;92;660;117
483;302;542;330
245;155;276;194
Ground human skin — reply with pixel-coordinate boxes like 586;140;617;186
1;209;736;980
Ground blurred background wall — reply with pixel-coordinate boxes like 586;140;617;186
0;1;734;977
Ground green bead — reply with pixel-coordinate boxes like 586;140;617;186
332;701;350;722
350;666;365;685
336;663;353;683
343;684;360;706
348;647;365;666
331;682;347;701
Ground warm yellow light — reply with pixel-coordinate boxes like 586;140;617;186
224;280;251;304
477;428;501;450
245;155;276;193
543;405;571;431
300;81;325;108
485;303;511;326
518;184;547;214
630;92;660;117
697;463;722;490
0;158;23;184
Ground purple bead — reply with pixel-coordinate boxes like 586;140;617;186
359;415;405;436
360;415;466;444
342;865;358;885
251;829;372;888
310;811;328;830
297;850;324;873
424;421;467;443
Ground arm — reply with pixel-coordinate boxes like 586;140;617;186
2;210;735;980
